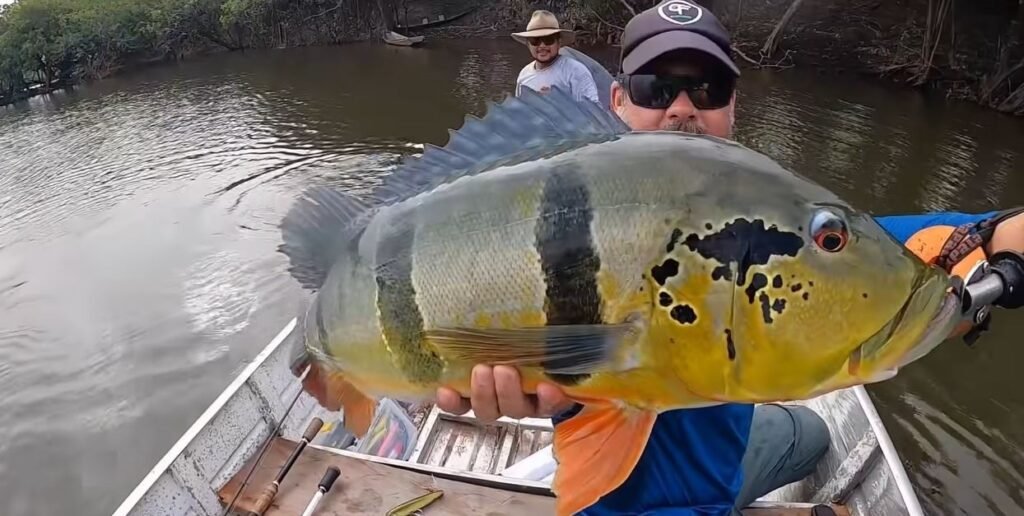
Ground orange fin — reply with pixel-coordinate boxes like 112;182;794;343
301;363;377;437
552;404;656;516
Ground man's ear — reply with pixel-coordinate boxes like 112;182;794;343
610;81;625;112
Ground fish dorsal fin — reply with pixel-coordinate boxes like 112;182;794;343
372;86;631;203
278;186;376;290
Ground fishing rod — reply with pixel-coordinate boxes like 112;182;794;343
249;416;325;515
299;466;341;516
219;364;311;516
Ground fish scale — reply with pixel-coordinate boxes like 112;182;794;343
278;86;961;516
406;170;548;332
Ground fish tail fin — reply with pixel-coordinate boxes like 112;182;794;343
552;404;656;516
278;186;376;290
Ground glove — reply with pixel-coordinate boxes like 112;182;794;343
988;250;1024;309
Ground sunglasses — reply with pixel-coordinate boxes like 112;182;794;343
528;35;560;46
618;73;735;110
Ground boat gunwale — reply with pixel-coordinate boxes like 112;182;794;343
852;385;923;514
110;317;299;516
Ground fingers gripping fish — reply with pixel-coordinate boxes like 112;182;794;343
278;86;963;515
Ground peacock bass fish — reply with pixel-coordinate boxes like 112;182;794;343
279;87;962;515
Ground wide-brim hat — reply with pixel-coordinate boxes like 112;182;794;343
511;10;576;45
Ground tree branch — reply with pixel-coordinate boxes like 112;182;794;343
617;0;637;17
587;5;625;31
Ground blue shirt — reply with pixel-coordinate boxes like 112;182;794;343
560;211;997;516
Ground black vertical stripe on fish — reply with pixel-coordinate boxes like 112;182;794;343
375;224;443;384
536;165;603;386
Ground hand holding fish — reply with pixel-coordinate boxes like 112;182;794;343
435;365;573;421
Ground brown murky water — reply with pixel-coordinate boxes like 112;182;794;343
1;38;1023;516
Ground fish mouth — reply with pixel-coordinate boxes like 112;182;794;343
843;269;961;385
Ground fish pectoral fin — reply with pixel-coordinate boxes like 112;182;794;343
306;366;377;437
424;323;638;374
552;404;656;516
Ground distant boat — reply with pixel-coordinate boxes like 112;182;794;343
394;7;476;30
383;30;424;47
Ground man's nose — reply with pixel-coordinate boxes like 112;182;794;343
664;91;698;121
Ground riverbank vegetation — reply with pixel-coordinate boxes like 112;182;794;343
1;0;1023;116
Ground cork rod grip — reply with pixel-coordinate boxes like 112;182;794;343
249;482;278;515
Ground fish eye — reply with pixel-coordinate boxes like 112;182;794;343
809;210;848;253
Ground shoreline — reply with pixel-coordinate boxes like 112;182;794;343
3;0;1021;117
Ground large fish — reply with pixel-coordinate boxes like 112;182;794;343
279;87;961;515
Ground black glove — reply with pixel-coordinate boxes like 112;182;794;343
989;250;1024;309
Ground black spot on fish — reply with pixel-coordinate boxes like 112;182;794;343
711;265;732;282
725;329;736;361
659;292;673;307
536;165;603;386
809;280;815;287
705;222;713;230
651;258;680;286
670;304;697;325
683;218;804;285
862;292;869;299
790;283;803;292
772;275;783;289
759;292;773;324
802;292;810;301
745;273;768;304
772;298;786;314
666;228;683;253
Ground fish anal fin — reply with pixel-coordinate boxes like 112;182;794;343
424;324;639;375
552;404;656;515
301;363;377;437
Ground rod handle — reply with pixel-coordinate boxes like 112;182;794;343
302;417;324;442
249;483;278;515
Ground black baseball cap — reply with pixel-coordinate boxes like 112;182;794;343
619;0;740;76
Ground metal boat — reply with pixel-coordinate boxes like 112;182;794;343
112;317;924;516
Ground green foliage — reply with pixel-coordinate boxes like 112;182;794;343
0;0;388;104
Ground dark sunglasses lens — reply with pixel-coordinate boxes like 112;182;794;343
627;75;733;110
529;35;558;46
626;75;671;109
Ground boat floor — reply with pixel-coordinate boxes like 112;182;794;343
218;436;557;515
218;437;851;516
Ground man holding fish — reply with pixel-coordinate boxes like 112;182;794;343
425;1;1024;515
282;1;1024;515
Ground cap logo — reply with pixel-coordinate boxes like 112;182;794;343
658;0;703;26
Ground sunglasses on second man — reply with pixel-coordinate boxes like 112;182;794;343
618;72;736;111
528;34;560;46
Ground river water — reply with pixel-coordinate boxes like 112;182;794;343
1;38;1023;516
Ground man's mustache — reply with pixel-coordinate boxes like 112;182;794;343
662;119;705;134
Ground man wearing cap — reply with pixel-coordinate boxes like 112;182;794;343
445;4;828;513
512;10;599;104
434;1;1024;514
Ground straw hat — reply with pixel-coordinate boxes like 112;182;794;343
511;10;576;45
